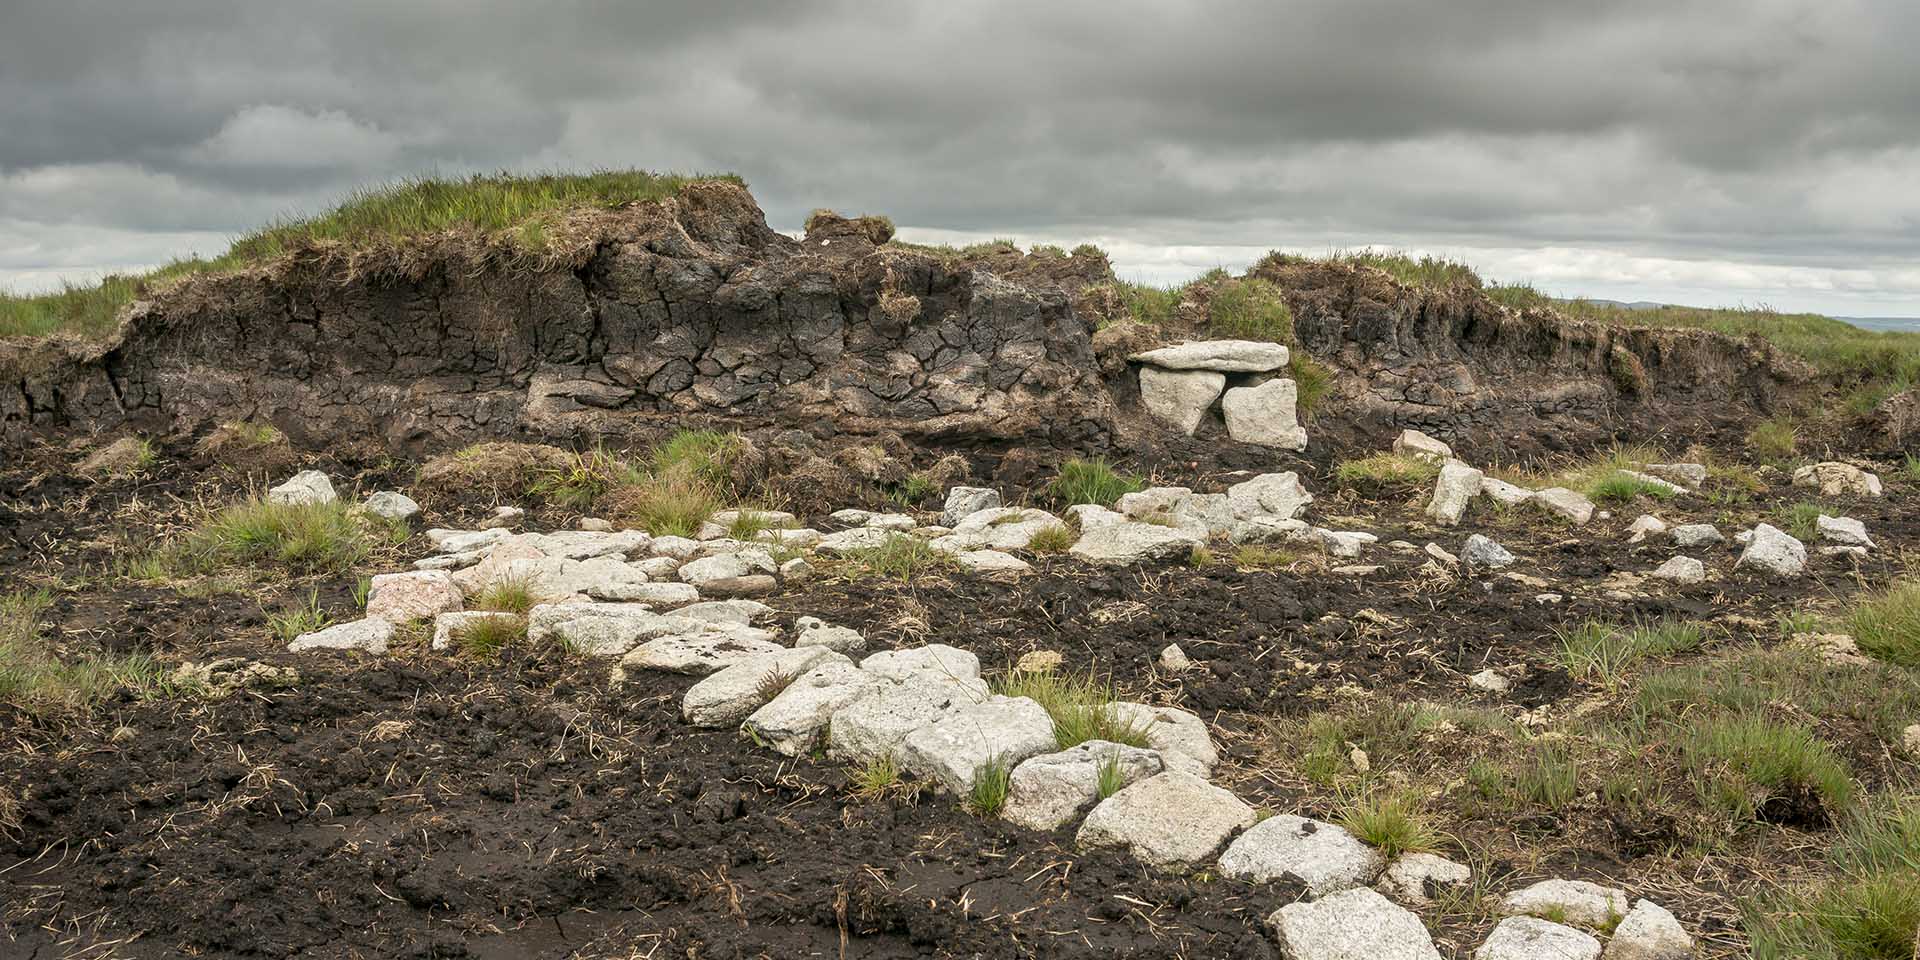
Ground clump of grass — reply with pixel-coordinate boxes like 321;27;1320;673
1230;544;1298;569
966;756;1013;816
1588;470;1679;504
1340;250;1483;290
1775;500;1825;542
1746;793;1920;960
1748;416;1799;461
451;615;528;659
1027;524;1076;554
474;576;541;614
197;420;286;456
1109;280;1183;327
1094;749;1130;799
1635;645;1920;746
1556;619;1704;689
1514;743;1581;811
851;755;909;800
528;448;635;510
885;473;936;508
1;588;177;710
2;170;732;340
78;437;158;479
1291;701;1458;786
1205;277;1294;342
651;429;740;490
1335;789;1443;858
1049;457;1144;507
1335;452;1441;492
843;534;955;583
1289;355;1334;416
268;590;333;643
607;464;724;538
1681;712;1854;824
1846;580;1920;669
992;669;1152;749
1187;544;1216;567
167;498;379;577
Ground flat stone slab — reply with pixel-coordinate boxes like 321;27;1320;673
673;599;771;625
742;660;887;756
365;570;463;623
1075;771;1253;869
1531;487;1596;524
682;646;851;728
618;630;785;675
899;695;1059;793
828;677;990;765
1394;429;1452;461
1106;702;1217;776
1069;520;1204;564
1474;916;1599;960
1227;471;1313;520
288;618;394;655
860;644;982;684
1217;814;1385;896
956;550;1033;574
940;486;1002;526
1002;740;1164;832
1499;878;1630;929
816;527;900;555
1268;887;1442;960
1131;340;1290;372
1669;523;1722;548
527;602;698;657
949;507;1066;551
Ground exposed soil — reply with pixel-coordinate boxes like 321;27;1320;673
5;428;1918;960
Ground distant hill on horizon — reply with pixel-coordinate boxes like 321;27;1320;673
1571;298;1920;332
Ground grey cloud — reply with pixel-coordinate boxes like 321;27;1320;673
0;0;1915;311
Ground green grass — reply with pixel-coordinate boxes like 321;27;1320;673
1635;645;1920;747
1109;280;1183;327
1748;416;1801;461
1;169;731;340
1745;795;1920;959
1027;524;1076;554
267;590;333;643
885;473;936;508
607;464;723;538
474;576;541;614
651;429;741;491
1588;470;1679;504
1513;743;1581;811
528;448;635;510
1338;250;1483;290
450;615;528;659
157;498;391;578
991;669;1152;749
1049;457;1144;507
1289;354;1334;416
1846;581;1920;669
1229;544;1299;569
851;755;907;800
1094;749;1130;800
1206;277;1294;342
1334;789;1444;858
1334;452;1442;492
1681;713;1854;824
842;534;956;583
1291;700;1464;786
1;588;179;710
1555;619;1705;689
1777;500;1826;542
966;756;1013;816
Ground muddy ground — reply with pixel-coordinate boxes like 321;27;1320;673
2;434;1916;959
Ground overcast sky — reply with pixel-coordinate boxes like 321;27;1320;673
3;0;1917;316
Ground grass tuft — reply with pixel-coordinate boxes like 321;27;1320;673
1027;524;1076;554
267;591;333;643
1846;581;1920;669
451;615;528;659
2;588;179;711
1335;789;1444;858
1681;712;1854;824
1050;458;1144;507
1748;417;1800;461
966;756;1013;816
474;576;541;615
1206;277;1294;342
842;534;956;583
1335;452;1441;492
992;669;1152;749
1556;619;1704;689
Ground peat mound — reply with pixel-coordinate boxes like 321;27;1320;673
1;182;1802;462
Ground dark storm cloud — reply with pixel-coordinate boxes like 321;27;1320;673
2;0;1916;310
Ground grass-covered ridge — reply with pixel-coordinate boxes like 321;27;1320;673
0;169;736;340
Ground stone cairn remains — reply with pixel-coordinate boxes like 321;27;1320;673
1130;340;1307;450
